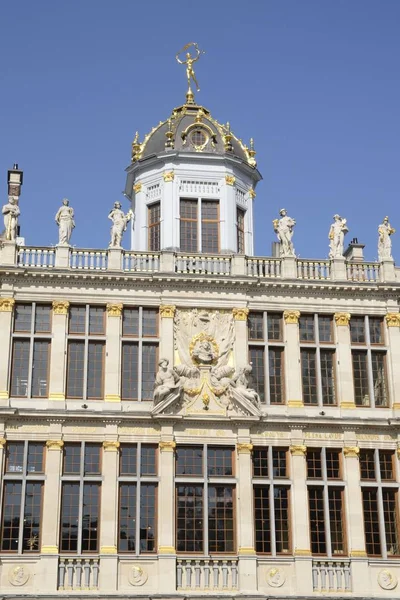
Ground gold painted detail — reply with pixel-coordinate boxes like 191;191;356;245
189;332;219;365
283;310;300;324
100;545;117;554
0;298;15;312
46;440;64;451
225;175;236;186
158;545;176;554
290;445;307;456
52;300;70;315
294;548;311;556
393;403;400;411
232;308;249;321
133;183;142;193
202;393;210;410
397;448;400;458
248;187;256;199
163;171;174;183
237;443;253;454
334;312;351;326
105;394;121;403
41;545;59;554
160;305;176;319
0;391;9;399
343;447;360;458
288;400;304;408
238;547;256;555
49;393;65;401
385;313;400;327
159;441;176;452
103;441;120;452
106;303;123;317
0;438;6;449
340;401;356;409
350;550;368;558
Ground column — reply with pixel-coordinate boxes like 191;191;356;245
99;440;120;592
159;305;175;365
161;171;176;250
385;313;400;409
283;310;303;407
104;303;122;402
237;442;257;592
49;301;69;400
157;436;176;593
232;308;249;369
0;298;15;399
334;313;355;409
221;174;236;253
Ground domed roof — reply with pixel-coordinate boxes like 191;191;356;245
130;102;257;169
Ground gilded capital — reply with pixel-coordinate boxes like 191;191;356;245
343;446;360;458
283;310;300;324
46;440;64;451
0;438;6;449
248;187;256;199
52;300;70;315
237;443;253;454
106;303;123;317
334;312;351;326
163;171;175;182
290;445;307;456
232;308;249;321
159;441;176;452
133;182;142;193
385;313;400;327
0;298;15;312
225;175;236;186
160;305;176;319
103;441;120;452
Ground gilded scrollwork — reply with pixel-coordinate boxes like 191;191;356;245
343;446;360;458
159;305;176;319
52;300;70;315
0;298;15;312
106;303;123;317
283;310;300;324
334;312;351;326
290;445;307;456
385;313;400;327
232;308;249;321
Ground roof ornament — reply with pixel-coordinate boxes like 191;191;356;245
247;138;257;167
176;42;205;105
165;119;174;149
131;131;141;162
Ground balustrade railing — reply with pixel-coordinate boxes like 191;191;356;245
177;558;238;592
70;250;108;270
312;560;351;593
123;251;160;272
246;257;281;277
17;247;55;268
297;259;331;280
176;254;231;275
346;262;380;282
58;557;99;591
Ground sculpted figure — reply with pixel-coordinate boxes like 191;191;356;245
108;202;133;248
210;365;234;391
273;208;296;257
176;43;203;92
153;359;182;405
232;364;260;407
192;339;218;364
378;216;395;261
2;196;20;241
55;198;75;245
328;214;348;258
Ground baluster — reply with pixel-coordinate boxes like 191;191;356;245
213;562;219;589
344;563;351;591
222;560;228;588
66;559;74;589
83;560;90;589
312;564;318;591
194;560;201;588
203;560;210;589
92;559;99;589
75;561;82;589
336;564;343;590
176;560;183;589
58;559;66;590
320;564;327;590
327;562;334;591
185;561;192;589
231;561;238;589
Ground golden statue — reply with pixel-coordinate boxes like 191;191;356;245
176;42;205;98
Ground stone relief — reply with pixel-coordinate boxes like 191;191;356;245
266;567;285;587
128;565;148;586
377;569;397;590
55;198;75;245
2;195;20;241
8;565;30;586
273;208;296;257
328;214;348;258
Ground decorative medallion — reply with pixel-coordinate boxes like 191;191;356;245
343;447;360;458
0;298;15;312
232;308;249;321
133;182;142;193
334;312;351;326
385;313;400;327
52;300;70;315
106;303;123;317
225;175;236;186
189;332;219;365
163;171;175;182
283;310;300;324
160;305;176;319
266;567;285;588
128;565;148;586
290;445;307;456
378;569;398;590
9;565;30;586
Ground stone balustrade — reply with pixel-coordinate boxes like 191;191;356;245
312;560;352;593
177;558;238;592
58;557;99;591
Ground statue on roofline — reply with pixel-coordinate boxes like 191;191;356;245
273;208;296;257
378;216;395;261
2;196;20;241
108;202;133;248
328;214;348;259
55;198;75;245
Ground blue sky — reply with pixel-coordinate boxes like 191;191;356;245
1;0;399;260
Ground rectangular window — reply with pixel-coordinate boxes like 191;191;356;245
248;312;284;404
236;207;245;254
299;315;315;342
176;485;204;552
350;317;366;343
320;350;336;405
180;199;198;253
202;200;219;254
352;351;369;406
371;352;388;407
0;442;45;552
318;316;333;343
208;486;235;553
269;348;284;404
369;317;383;344
148;202;161;251
301;349;318;405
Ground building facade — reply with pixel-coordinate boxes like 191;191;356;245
0;65;399;600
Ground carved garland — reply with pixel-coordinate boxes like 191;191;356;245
133;183;142;193
0;298;15;312
334;312;351;326
106;303;123;317
248;187;256;199
52;300;70;315
283;310;300;324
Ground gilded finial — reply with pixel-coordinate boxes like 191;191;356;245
176;42;205;104
165;119;174;149
247;137;257;167
224;122;233;152
131;131;141;162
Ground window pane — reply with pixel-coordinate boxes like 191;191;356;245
148;202;161;252
84;444;101;475
254;486;270;553
371;352;388;407
10;339;30;397
208;486;235;553
362;488;381;555
23;482;43;552
88;306;105;335
237;208;245;254
309;488;326;554
119;483;136;552
249;346;265;402
176;485;204;552
301;349;318;405
350;317;365;343
87;341;104;399
326;450;341;479
14;304;32;332
66;341;85;398
180;199;198;253
379;451;395;481
63;444;81;475
34;305;51;333
207;447;233;477
120;445;137;475
141;445;157;476
269;347;284;404
6;442;24;473
140;484;157;552
121;343;138;400
122;308;139;336
360;450;376;480
307;449;322;479
320;350;336;406
201;201;219;254
273;449;288;478
82;483;100;552
141;344;157;400
248;313;263;340
352;351;370;406
176;447;203;476
329;488;346;555
369;318;383;344
382;489;400;556
69;306;86;334
143;309;158;337
1;481;22;551
318;316;332;342
60;482;79;552
268;313;282;341
27;443;45;474
299;315;314;342
31;341;50;398
275;487;291;554
253;448;268;478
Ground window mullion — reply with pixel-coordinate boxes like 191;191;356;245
268;448;276;556
365;316;375;408
203;444;208;555
264;313;270;406
136;443;141;555
78;443;85;555
17;442;29;554
83;307;89;401
374;449;388;558
27;304;35;398
315;315;323;407
321;448;332;558
138;309;143;401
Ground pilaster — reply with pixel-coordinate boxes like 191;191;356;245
41;440;64;554
236;442;257;592
334;313;355;409
159;305;176;365
290;444;311;555
233;308;249;369
99;441;119;592
157;438;176;593
0;298;15;399
104;303;123;402
161;171;175;250
49;301;69;401
385;313;400;409
283;311;303;406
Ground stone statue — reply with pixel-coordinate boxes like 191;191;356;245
176;42;204;93
2;196;20;241
328;214;348;258
108;202;133;248
55;198;75;245
153;359;182;405
378;216;395;261
273;208;296;257
232;364;260;407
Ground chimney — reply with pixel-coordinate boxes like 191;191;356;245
344;237;364;262
271;242;280;258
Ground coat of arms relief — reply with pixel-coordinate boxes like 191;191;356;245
152;309;260;417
